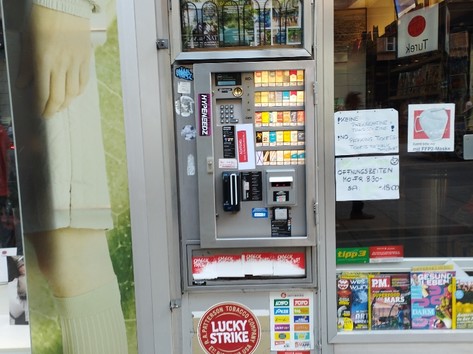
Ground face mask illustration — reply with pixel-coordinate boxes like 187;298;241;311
415;108;448;141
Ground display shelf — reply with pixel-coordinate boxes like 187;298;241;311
0;284;31;354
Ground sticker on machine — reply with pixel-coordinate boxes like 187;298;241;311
270;291;314;351
197;302;261;354
236;124;256;170
198;93;212;136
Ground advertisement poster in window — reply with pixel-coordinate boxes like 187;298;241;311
407;103;455;152
2;0;138;353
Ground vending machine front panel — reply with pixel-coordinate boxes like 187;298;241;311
193;61;316;248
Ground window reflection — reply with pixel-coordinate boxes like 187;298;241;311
0;48;21;254
180;0;304;50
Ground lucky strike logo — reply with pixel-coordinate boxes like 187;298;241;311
337;279;349;290
198;302;261;354
408;15;426;37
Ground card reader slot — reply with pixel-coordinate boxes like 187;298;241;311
222;172;241;212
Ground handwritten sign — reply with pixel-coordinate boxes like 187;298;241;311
334;109;399;156
336;155;400;201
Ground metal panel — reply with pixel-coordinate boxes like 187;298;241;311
118;0;181;353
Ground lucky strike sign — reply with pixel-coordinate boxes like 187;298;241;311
198;302;261;354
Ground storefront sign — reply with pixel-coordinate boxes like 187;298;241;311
197;302;261;354
336;155;400;201
407;103;455;152
397;4;439;58
334;109;399;156
270;291;314;351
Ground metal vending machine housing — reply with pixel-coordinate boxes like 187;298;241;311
193;61;316;249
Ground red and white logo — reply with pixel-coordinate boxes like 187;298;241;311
198;302;261;354
408;16;426;37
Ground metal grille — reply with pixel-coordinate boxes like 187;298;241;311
180;0;303;50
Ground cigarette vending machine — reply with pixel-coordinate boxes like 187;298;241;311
174;60;316;286
196;61;315;247
173;60;318;353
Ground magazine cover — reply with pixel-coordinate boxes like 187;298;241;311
455;277;473;329
368;273;411;330
336;273;369;331
411;266;455;329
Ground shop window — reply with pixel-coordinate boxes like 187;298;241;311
334;0;473;258
333;0;473;338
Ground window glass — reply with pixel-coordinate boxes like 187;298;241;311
0;25;21;254
334;0;473;258
180;0;304;50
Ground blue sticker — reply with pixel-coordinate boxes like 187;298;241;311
175;66;194;81
294;316;309;323
252;208;268;218
274;307;290;315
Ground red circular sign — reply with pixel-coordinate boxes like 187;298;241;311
408;15;426;37
198;302;261;354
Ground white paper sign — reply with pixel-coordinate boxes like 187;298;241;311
336;155;400;201
335;109;399;156
397;4;439;58
407;103;455;152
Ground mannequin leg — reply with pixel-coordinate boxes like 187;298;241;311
27;228;128;354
